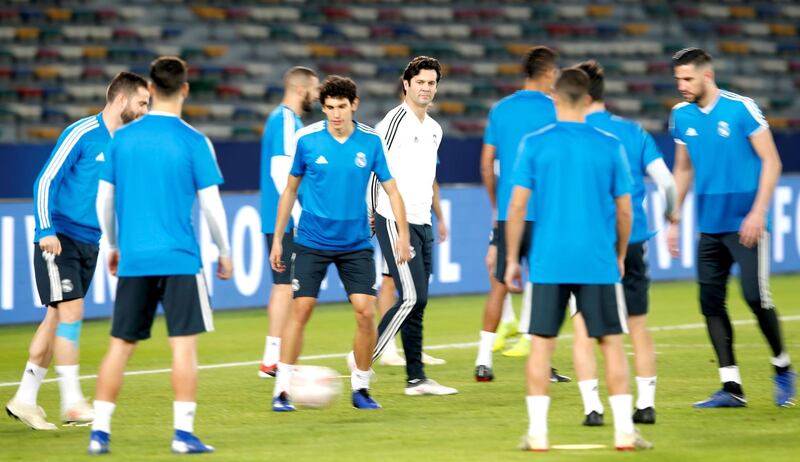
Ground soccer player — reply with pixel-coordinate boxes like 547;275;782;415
473;45;569;383
89;57;232;455
668;47;795;408
269;76;411;411
257;66;319;378
507;68;652;451
571;60;677;426
369;56;456;395
5;72;149;431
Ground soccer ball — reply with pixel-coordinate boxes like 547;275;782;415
289;365;342;409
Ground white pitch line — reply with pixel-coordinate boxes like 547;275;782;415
1;315;798;388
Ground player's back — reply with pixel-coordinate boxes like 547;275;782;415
105;112;223;276
260;105;302;234
485;90;555;220
516;122;631;284
586;110;662;244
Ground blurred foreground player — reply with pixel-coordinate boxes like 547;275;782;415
506;69;651;451
90;57;232;455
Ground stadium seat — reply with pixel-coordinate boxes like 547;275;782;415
759;59;788;73
292;25;321;40
701;5;730;19
351;62;378;77
237;25;270;41
350;7;378;22
674;5;702;18
715;24;743;36
322;7;352;21
453;43;484;59
383;44;410;58
719;41;751;55
17;86;44;100
15;27;40;41
730;6;756;19
587;5;614;18
742;23;770;36
216;84;243;98
437;101;466;115
46;8;73;22
320;62;351;75
34;66;60;79
184;105;211;120
770;24;796;37
27;126;61;140
192;6;226;21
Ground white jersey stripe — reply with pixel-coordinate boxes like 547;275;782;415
36;118;99;230
43;251;63;302
758;231;774;309
196;273;215;332
615;283;630;334
282;107;295;157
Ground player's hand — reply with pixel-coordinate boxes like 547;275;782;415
667;222;680;258
217;256;233;280
437;221;448;243
485;244;497;275
739;211;764;248
617;257;626;279
108;249;119;276
270;241;285;272
39;235;62;256
504;260;523;293
395;236;412;264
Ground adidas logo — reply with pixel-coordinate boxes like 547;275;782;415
684;128;698;137
315;155;328;165
95;152;105;161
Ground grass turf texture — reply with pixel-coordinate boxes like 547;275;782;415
0;275;798;461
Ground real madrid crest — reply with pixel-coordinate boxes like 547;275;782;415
355;152;367;168
717;121;730;138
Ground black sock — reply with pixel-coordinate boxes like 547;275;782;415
723;381;744;396
775;365;790;375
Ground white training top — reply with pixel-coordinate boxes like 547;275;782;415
373;102;442;225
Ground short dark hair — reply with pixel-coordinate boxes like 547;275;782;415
106;71;147;103
554;68;590;105
402;56;442;93
672;47;713;68
283;66;317;86
319;75;358;104
149;56;188;97
523;46;558;79
574;60;604;102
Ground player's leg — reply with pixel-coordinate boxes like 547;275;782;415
336;248;382;409
53;298;93;424
377;265;405;366
572;310;604;426
399;225;456;396
694;233;745;407
520;282;568;452
623;242;657;423
273;244;329;411
89;276;158;455
259;233;294;378
578;284;651;450
162;274;215;453
6;306;58;430
727;232;795;406
504;222;535;358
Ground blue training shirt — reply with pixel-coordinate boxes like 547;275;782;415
483;90;556;221
290;120;392;251
669;90;769;233
101;112;224;277
33;113;110;245
260;105;303;234
587;110;664;244
512;122;632;284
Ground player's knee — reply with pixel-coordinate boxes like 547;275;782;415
56;320;82;349
699;285;726;317
353;306;375;328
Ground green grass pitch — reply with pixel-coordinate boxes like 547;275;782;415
0;275;798;461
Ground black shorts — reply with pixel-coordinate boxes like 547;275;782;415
33;234;99;306
266;232;294;285
529;283;628;338
111;274;214;341
622;241;650;316
291;243;376;298
492;220;533;283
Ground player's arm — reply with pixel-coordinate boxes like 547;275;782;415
270;175;301;272
480;144;497;213
615;194;633;277
503;185;529;292
667;143;693;257
33;135;83;255
198;185;232;280
96;179;119;275
381;178;412;263
739;128;782;247
645;158;678;222
431;180;447;243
